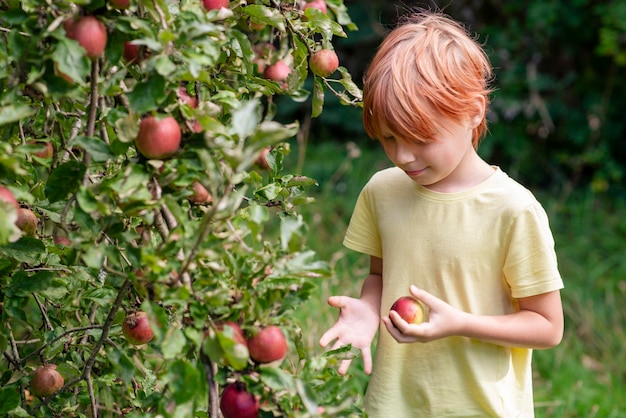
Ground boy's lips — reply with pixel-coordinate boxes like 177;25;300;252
404;168;426;177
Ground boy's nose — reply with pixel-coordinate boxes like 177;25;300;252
393;141;416;165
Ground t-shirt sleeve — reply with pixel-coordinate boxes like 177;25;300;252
343;184;383;258
503;203;564;298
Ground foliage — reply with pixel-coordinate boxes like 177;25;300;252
287;0;626;200
0;0;363;416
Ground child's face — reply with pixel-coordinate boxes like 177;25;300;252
379;115;476;191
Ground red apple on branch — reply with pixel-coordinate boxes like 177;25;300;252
65;16;108;59
263;61;291;85
189;181;213;204
309;49;339;77
109;0;130;9
390;296;425;324
0;186;19;211
16;208;38;236
177;86;199;108
122;311;154;345
304;0;327;14
30;141;54;159
220;382;259;418
135;115;181;159
203;0;229;11
30;364;64;397
247;325;287;364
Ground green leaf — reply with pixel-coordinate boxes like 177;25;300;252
8;270;56;296
0;236;46;264
259;366;296;391
0;104;35;126
0;386;21;415
127;74;167;114
72;136;116;163
231;100;260;139
168;359;201;404
243;4;286;32
312;77;325;118
51;37;90;84
45;160;87;203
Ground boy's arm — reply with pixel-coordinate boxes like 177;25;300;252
384;285;563;349
319;256;383;375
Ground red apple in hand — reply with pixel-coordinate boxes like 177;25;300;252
247;325;287;364
0;186;19;211
65;16;108;59
309;49;339;77
390;296;425;324
31;365;64;397
135;115;181;159
122;311;154;345
220;382;259;418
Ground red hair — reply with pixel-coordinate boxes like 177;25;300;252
362;12;493;148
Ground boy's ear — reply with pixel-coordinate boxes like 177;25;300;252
468;95;486;129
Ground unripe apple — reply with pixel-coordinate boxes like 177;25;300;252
220;382;259;418
390;296;425;324
189;181;212;204
203;0;229;11
309;49;339;77
135;115;181;160
30;364;64;397
122;311;154;345
0;186;19;211
247;325;287;364
263;61;291;83
16;208;38;236
304;0;327;14
65;16;108;59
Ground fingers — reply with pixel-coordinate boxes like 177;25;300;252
361;346;373;375
319;327;337;348
326;295;347;309
338;359;352;375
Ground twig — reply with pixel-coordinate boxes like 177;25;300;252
200;350;219;418
83;59;100;185
18;325;104;365
33;293;54;331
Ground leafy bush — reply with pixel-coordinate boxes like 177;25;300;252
0;0;364;416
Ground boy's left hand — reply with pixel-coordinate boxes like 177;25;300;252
382;285;466;343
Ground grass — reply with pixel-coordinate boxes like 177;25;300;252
286;140;626;416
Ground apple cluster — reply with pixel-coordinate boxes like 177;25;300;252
211;323;289;417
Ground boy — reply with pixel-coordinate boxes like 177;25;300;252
319;11;564;417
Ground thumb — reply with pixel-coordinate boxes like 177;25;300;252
327;295;349;309
409;285;438;308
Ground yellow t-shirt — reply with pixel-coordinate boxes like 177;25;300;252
344;167;564;418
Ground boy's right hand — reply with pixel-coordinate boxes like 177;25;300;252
319;295;380;375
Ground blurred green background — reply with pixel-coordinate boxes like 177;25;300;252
280;1;626;417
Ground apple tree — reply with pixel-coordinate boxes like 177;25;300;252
0;0;363;416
